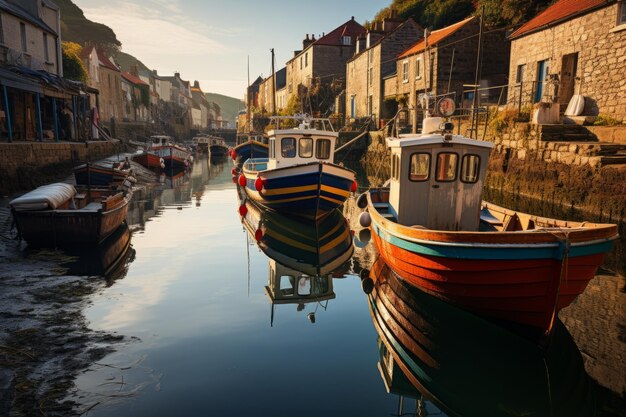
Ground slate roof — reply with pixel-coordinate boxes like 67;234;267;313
510;0;608;39
0;0;57;35
121;71;148;86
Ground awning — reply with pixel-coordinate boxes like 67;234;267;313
0;68;43;94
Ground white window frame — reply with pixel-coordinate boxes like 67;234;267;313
342;36;351;45
402;60;409;83
415;57;423;80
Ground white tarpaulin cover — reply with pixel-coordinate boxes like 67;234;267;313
10;183;76;211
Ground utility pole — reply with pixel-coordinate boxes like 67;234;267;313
270;48;277;116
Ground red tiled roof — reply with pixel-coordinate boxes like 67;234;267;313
510;0;607;39
97;50;120;72
398;16;476;59
313;18;366;46
121;71;148;86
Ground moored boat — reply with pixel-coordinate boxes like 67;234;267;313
133;135;191;172
230;132;268;166
73;162;130;187
238;115;357;219
367;257;596;417
10;182;132;246
359;100;618;335
208;136;229;158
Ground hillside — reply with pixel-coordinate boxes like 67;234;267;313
55;0;120;52
115;52;150;74
206;93;244;126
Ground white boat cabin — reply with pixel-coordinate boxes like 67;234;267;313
265;116;338;170
149;135;173;148
386;119;493;231
264;260;335;305
236;133;267;146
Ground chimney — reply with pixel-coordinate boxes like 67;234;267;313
175;72;180;79
303;33;314;49
130;65;139;77
356;35;365;54
193;80;200;88
382;18;401;33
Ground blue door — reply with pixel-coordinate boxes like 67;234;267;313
350;95;355;118
535;60;548;102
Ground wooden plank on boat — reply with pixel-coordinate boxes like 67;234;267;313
479;208;503;226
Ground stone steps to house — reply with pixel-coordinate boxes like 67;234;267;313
541;141;626;156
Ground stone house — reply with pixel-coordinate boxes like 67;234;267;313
258;67;286;113
80;45;123;123
345;18;422;122
191;80;210;129
507;0;626;122
0;0;61;75
389;16;510;128
285;17;365;109
120;71;150;122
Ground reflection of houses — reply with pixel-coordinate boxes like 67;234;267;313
190;80;209;130
507;0;626;122
120;70;150;122
0;0;97;142
285;17;366;110
345;17;422;122
389;17;509;129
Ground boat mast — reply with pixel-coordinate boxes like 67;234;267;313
470;7;484;139
271;48;277;116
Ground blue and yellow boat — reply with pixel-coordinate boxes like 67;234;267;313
230;132;268;166
237;116;356;219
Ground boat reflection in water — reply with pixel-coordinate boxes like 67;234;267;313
237;187;354;325
61;222;134;281
366;257;595;417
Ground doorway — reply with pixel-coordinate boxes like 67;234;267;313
559;53;578;106
534;60;549;103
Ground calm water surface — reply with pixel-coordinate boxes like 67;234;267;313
70;157;624;417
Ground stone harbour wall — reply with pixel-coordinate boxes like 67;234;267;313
0;141;121;195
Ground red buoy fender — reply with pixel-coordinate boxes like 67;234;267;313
255;177;264;192
238;174;247;187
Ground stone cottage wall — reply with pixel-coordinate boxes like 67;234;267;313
507;3;626;122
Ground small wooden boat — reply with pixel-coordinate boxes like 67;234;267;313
10;182;131;246
238;115;357;219
238;188;353;325
367;257;595;417
73;163;130;187
230;132;268;166
359;103;618;335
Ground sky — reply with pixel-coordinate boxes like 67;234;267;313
73;0;386;100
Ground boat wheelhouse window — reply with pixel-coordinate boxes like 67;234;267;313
279;275;295;296
297;276;311;296
461;154;481;183
315;139;331;160
409;153;430;182
435;152;458;182
299;137;313;158
281;137;296;158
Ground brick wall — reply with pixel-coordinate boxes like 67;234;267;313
507;3;626;122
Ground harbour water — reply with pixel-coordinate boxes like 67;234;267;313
1;156;624;416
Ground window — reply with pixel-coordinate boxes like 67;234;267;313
43;33;49;61
305;52;308;67
342;36;352;45
416;57;422;79
368;67;373;86
281;137;296;158
391;154;401;180
300;56;303;70
516;64;525;83
409;153;430;181
435;153;458;182
620;2;626;24
315;139;331;159
20;22;27;52
0;14;4;44
402;61;409;83
299;137;313;158
461;154;481;183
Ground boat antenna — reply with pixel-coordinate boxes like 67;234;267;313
470;8;485;139
270;48;277;116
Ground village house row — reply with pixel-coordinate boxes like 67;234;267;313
245;0;626;131
0;0;227;144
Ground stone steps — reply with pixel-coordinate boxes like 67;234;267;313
598;155;626;166
542;141;626;156
537;124;598;142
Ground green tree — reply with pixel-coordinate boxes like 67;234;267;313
61;41;88;83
